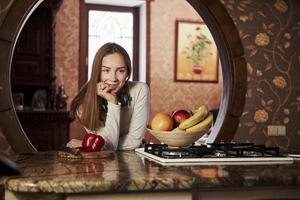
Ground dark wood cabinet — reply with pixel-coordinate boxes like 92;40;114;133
11;9;50;88
17;111;70;151
11;0;62;110
11;0;69;151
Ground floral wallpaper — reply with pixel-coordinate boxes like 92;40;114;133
55;0;81;139
55;0;80;109
221;0;300;151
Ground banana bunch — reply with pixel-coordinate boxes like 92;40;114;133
186;112;213;132
173;105;213;133
179;105;209;129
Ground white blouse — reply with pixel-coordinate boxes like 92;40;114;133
93;81;150;150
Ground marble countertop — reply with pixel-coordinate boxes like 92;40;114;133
4;151;300;194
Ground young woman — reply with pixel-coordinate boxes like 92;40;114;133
67;43;150;150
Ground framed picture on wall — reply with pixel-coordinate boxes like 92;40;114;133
175;20;219;82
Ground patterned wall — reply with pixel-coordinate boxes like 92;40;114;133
55;0;80;110
221;0;300;151
149;0;223;119
55;0;80;139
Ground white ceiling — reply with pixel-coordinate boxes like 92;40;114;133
85;0;146;7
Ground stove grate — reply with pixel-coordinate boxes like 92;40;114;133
144;143;282;159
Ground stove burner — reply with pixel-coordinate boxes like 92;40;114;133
209;143;280;157
161;151;189;158
144;143;282;159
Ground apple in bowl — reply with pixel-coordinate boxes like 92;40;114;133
171;109;191;126
151;112;174;131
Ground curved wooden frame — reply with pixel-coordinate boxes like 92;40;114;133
0;0;246;153
187;0;247;143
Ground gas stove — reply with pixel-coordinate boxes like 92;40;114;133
135;143;294;166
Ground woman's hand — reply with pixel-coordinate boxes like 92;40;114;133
97;82;118;104
66;139;82;148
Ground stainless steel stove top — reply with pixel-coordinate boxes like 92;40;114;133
135;143;294;166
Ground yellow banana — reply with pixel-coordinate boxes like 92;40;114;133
179;105;209;129
186;112;213;132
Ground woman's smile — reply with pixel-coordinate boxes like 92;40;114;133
107;83;118;91
101;52;128;93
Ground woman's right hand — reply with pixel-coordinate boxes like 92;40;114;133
96;82;117;104
66;139;82;148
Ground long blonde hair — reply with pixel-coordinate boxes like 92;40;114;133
70;43;132;130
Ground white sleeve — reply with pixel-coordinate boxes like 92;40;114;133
118;84;150;150
94;102;121;150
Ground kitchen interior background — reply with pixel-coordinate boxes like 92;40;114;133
1;0;299;152
53;0;300;150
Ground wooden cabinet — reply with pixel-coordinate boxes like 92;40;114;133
11;0;62;110
17;111;70;151
11;9;50;88
11;0;68;151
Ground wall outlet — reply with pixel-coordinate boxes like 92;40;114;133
267;125;286;136
267;125;278;136
277;126;286;136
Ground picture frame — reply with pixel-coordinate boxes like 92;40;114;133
32;89;47;111
175;20;219;82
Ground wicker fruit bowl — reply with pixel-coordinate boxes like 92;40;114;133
146;127;208;147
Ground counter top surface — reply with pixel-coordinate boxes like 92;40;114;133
4;151;300;194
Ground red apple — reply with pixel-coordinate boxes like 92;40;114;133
151;113;174;131
172;110;191;126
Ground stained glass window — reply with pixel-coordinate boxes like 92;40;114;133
88;10;134;79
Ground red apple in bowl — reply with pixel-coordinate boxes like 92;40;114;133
151;112;174;131
172;110;191;126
